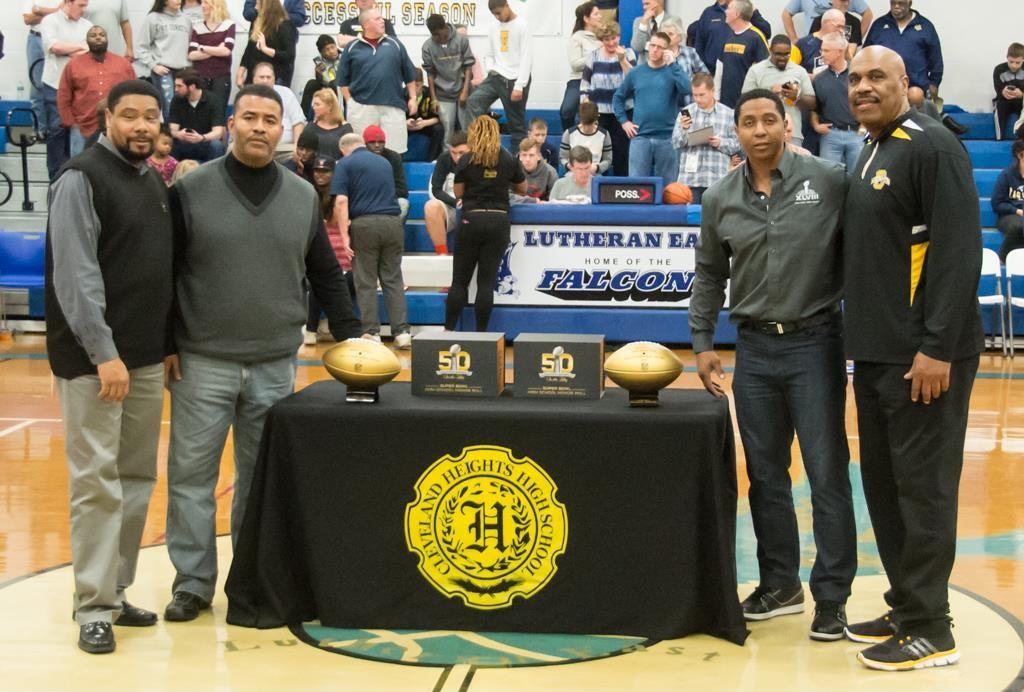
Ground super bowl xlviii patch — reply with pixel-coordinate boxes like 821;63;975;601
404;445;568;610
794;180;821;205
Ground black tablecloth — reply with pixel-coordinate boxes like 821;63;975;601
225;381;747;644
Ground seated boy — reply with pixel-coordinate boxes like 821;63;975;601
994;42;1024;140
408;67;446;161
528;117;560;170
511;138;558;203
550;146;595;203
423;132;470;254
559;101;613;175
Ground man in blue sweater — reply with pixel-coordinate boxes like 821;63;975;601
862;0;941;107
694;0;771;75
339;8;417;153
613;31;691;183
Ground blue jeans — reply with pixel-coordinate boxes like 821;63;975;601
69;127;86;158
819;127;865;173
27;32;46;132
732;313;856;603
559;79;581;132
150;70;177;121
43;84;67;180
627;135;678;184
166;352;297;602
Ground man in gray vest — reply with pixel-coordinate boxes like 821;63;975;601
162;84;362;622
46;79;173;654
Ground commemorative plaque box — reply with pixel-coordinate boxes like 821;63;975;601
513;333;605;399
412;331;506;397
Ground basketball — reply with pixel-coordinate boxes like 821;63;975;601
663;182;693;205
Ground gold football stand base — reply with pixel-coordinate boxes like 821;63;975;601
627;390;661;407
345;385;380;403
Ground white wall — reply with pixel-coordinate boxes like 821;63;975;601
2;0;1021;113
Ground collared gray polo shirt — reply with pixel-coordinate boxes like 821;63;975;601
689;148;847;352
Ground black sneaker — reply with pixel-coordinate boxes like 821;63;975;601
809;601;847;641
78;621;115;654
845;610;898;643
741;585;805;621
164;591;210;622
857;628;959;671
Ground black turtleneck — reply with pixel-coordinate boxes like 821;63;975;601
225;151;280;207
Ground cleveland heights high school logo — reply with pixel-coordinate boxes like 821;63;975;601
405;445;568;609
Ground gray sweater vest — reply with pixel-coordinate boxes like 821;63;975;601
174;159;321;362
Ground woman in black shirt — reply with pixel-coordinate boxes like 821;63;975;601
236;0;297;87
446;115;527;331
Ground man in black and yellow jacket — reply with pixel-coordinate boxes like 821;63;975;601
842;46;984;672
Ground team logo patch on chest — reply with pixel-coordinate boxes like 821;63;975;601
405;445;568;610
794;180;821;205
871;168;891;190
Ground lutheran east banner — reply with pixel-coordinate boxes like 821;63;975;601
302;0;564;37
493;224;702;308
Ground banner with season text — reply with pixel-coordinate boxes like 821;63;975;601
302;0;564;37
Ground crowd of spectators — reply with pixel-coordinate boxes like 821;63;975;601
25;0;1024;329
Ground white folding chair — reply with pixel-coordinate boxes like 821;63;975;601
1006;249;1024;358
978;248;1007;356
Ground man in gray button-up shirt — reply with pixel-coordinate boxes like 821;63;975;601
689;88;856;642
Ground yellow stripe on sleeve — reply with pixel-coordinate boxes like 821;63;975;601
909;241;929;305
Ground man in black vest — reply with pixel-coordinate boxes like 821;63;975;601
45;79;174;655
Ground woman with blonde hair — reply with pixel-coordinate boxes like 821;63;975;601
170;159;201;184
188;0;235;115
236;0;297;87
445;115;527;331
305;88;353;157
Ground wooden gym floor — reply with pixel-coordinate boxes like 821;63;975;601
0;334;1021;691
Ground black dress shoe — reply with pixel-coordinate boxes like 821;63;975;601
115;601;158;627
78;621;115;654
164;591;210;622
941;114;969;136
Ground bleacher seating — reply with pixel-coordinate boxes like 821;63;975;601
0;230;46;321
974;169;1001;195
965;140;1013;168
2;97;1021;341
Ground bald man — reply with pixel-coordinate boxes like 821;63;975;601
792;8;844;74
781;0;872;40
841;46;983;672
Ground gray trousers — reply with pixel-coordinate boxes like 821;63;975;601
57;363;164;625
166;352;296;602
350;214;409;336
467;72;531;152
437;99;470;147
